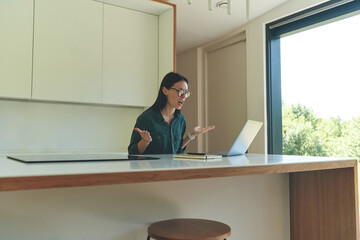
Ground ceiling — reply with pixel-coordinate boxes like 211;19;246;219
167;0;287;53
96;0;288;53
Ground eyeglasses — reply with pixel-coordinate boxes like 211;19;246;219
170;88;191;98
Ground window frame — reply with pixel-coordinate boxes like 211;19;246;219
266;0;360;154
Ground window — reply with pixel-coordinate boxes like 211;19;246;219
266;0;360;155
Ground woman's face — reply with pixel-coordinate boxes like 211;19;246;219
163;80;189;110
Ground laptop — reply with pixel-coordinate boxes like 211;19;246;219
207;120;263;157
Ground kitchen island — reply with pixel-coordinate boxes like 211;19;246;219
0;153;358;240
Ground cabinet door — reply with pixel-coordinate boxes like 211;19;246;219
159;8;175;83
0;0;33;99
102;5;158;106
32;0;102;103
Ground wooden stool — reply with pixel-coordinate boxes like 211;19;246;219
147;218;231;240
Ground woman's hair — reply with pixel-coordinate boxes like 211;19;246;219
149;72;188;112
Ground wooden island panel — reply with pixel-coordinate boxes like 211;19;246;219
290;166;359;240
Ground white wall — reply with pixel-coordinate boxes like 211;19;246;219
0;100;143;153
0;174;289;240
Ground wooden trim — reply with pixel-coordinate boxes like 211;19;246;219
0;160;356;191
173;4;177;72
151;0;177;72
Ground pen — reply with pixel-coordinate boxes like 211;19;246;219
187;152;206;155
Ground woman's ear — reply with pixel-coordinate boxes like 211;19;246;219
162;87;168;96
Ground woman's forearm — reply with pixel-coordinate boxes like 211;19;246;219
137;139;150;154
181;136;191;149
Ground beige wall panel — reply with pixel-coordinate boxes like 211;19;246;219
102;5;158;107
207;41;247;152
0;0;33;99
177;49;199;152
32;0;103;103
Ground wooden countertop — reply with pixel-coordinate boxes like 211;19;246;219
0;153;356;191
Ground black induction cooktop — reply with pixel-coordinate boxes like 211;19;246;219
7;153;160;163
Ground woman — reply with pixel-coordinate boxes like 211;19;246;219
128;72;215;154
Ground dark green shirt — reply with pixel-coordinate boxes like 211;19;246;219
128;109;187;154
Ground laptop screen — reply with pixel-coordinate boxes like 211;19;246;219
227;120;263;156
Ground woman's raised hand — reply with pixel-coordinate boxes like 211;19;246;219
134;128;152;143
191;125;216;137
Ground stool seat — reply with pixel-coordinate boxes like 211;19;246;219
147;218;231;240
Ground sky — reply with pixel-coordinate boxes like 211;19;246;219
281;12;360;120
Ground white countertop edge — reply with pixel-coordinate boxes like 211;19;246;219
0;153;357;178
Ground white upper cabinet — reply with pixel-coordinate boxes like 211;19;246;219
159;8;174;85
0;0;174;106
32;0;103;103
0;0;33;99
102;5;159;106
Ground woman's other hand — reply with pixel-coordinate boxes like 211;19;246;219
181;125;215;150
191;125;215;137
134;128;152;143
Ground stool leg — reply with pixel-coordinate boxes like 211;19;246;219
147;236;150;240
